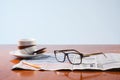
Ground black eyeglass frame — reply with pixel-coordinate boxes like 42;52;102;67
54;49;84;65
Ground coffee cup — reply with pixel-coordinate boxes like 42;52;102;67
18;38;37;55
18;38;36;49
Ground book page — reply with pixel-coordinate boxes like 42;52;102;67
96;53;120;70
12;53;120;71
13;53;73;70
72;56;98;70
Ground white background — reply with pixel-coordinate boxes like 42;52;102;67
0;0;120;44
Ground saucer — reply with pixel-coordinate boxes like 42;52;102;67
10;50;44;58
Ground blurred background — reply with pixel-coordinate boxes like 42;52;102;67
0;0;120;44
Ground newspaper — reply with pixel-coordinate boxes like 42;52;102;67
12;53;120;71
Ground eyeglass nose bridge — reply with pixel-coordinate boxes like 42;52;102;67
64;53;75;64
62;53;73;63
63;53;69;62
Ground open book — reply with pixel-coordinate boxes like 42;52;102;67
12;53;120;71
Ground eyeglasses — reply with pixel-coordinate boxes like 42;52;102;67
54;49;105;65
54;49;84;65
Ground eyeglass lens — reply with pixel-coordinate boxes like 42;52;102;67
55;51;65;62
67;53;82;65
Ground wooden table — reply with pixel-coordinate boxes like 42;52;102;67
0;45;120;80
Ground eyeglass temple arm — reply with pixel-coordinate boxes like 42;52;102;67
83;52;107;57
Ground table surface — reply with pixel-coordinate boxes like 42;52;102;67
0;45;120;80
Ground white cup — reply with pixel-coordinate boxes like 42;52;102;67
18;38;36;49
18;38;37;55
